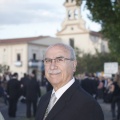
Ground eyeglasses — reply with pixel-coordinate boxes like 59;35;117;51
43;57;74;65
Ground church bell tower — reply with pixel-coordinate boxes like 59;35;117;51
56;0;106;55
56;0;88;38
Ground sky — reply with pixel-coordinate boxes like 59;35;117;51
0;0;101;39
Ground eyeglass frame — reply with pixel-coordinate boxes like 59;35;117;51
42;56;74;65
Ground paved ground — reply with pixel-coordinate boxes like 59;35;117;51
0;98;34;120
0;98;113;120
0;87;113;120
99;99;112;120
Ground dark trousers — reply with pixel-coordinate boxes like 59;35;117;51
111;97;120;119
8;98;18;117
117;101;120;120
111;99;116;118
26;99;37;118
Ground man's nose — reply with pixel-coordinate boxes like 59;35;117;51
50;60;57;69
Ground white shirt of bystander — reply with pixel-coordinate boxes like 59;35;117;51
0;112;4;120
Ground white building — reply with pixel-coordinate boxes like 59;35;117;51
0;36;62;79
0;0;109;79
56;0;109;54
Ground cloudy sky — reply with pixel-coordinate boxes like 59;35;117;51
0;0;101;39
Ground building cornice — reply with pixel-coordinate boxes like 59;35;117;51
0;36;49;45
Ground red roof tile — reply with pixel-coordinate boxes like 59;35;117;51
90;31;102;37
0;36;49;44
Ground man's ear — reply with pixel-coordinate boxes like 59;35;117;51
73;60;77;72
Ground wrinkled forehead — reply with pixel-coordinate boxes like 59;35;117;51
45;45;70;57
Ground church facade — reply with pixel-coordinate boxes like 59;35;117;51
56;0;109;54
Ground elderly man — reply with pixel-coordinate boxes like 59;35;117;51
35;43;104;120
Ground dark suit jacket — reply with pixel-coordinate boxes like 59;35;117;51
81;78;98;96
7;78;21;100
26;78;41;101
35;80;104;120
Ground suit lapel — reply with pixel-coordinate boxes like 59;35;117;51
36;91;51;120
45;80;80;120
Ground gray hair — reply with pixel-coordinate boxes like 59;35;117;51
44;43;76;60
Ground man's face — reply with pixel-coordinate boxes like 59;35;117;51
44;45;77;91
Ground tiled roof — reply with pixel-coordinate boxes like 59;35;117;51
0;36;49;44
90;31;102;37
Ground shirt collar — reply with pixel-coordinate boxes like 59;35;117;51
52;77;75;100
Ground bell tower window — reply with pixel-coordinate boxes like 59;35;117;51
68;10;72;19
74;9;79;19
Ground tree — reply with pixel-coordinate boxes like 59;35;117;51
76;0;120;62
0;64;9;73
75;47;116;75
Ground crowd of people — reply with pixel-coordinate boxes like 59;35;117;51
76;73;120;120
0;68;120;120
0;43;120;120
0;70;41;119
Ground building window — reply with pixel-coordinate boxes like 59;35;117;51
74;9;79;19
66;0;68;2
17;53;21;61
101;43;105;53
33;53;36;60
68;10;72;19
69;38;74;48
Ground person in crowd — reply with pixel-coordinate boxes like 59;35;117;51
35;43;104;120
41;61;45;86
20;73;29;99
6;72;21;117
110;73;120;120
103;77;113;103
0;81;8;105
81;72;99;99
26;70;41;118
0;82;4;98
97;76;104;99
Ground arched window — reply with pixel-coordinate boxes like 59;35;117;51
68;10;72;19
74;9;79;19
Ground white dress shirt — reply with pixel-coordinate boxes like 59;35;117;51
52;77;75;104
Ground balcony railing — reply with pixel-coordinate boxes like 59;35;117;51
14;61;22;67
28;59;39;67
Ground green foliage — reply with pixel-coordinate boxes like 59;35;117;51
76;0;120;62
0;64;9;73
75;47;116;75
